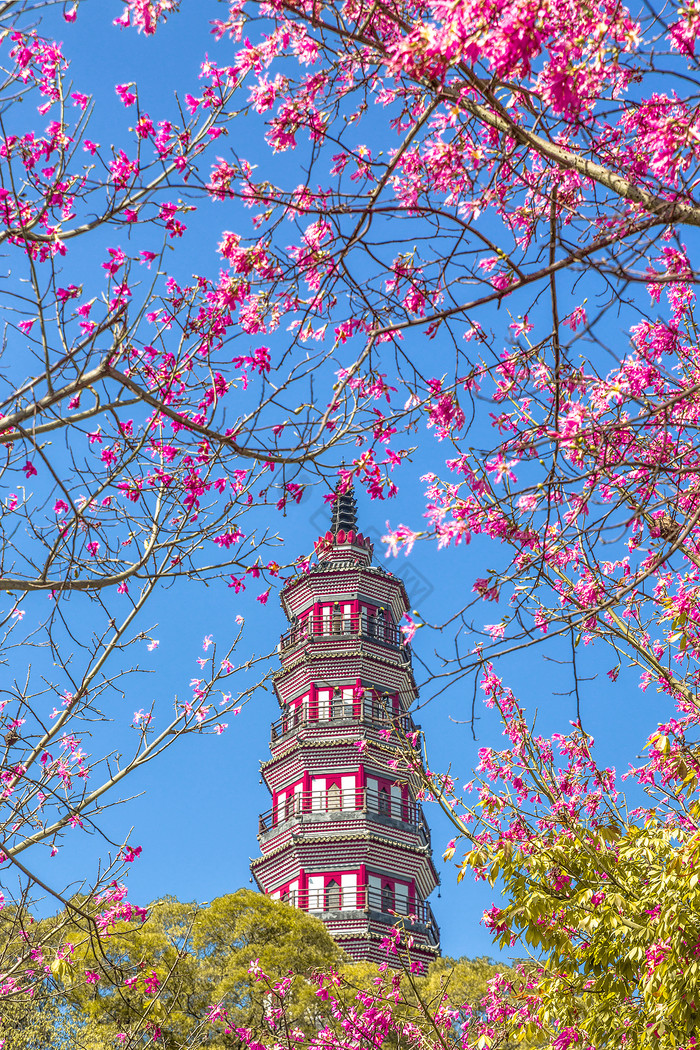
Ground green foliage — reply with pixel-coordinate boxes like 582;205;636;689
431;686;700;1048
476;820;700;1046
421;955;508;1020
36;890;505;1049
62;890;345;1048
0;996;74;1050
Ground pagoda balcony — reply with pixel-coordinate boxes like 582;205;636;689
278;886;439;947
269;702;419;744
258;788;430;845
279;614;411;656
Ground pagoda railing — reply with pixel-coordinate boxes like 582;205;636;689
279;614;409;654
270;702;418;743
278;886;439;945
258;788;428;836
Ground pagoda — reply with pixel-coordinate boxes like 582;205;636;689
251;489;440;965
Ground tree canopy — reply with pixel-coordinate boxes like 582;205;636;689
24;890;502;1049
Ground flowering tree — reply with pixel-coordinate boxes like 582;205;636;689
0;0;394;1023
3;0;700;1045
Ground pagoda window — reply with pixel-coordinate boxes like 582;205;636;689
285;789;302;823
317;689;330;720
395;882;409;915
378;786;390;816
275;791;285;824
299;695;310;722
332;602;341;633
341;872;358;908
341;775;356;810
277;783;303;823
366;777;405;819
325;879;341;911
367;874;381;909
307;876;324;911
381;883;394;913
343;604;353;632
366;777;378;812
322;605;331;636
311;778;325;811
327;783;341;811
374;692;387;722
362;689;375;722
279;879;298;907
341;688;354;719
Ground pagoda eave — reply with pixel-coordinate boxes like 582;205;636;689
281;567;410;624
252;836;439;900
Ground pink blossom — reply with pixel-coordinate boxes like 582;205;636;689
113;0;176;35
509;316;534;337
57;285;80;303
564;305;588;331
382;523;422;557
214;530;243;548
400;614;420;644
115;83;136;107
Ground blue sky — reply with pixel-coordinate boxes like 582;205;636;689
18;0;673;965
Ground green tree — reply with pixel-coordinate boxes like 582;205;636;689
418;685;700;1048
62;890;345;1048
0;995;92;1050
420;956;510;1024
44;890;505;1049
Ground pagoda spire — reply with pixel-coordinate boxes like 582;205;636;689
330;484;358;535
